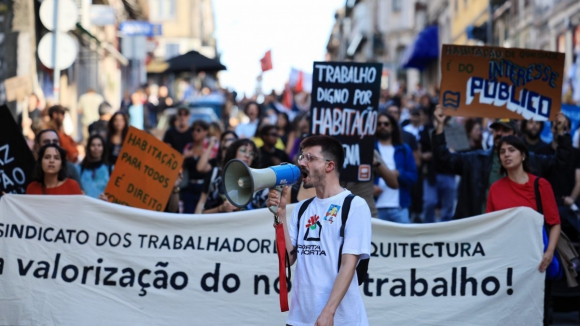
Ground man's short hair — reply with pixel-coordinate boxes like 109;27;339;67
98;102;113;116
47;105;66;118
300;135;345;174
35;129;59;146
259;124;277;138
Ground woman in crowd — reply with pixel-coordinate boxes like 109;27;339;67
78;135;111;198
235;101;261;139
196;131;238;175
26;144;82;195
286;112;310;162
464;118;483;151
106;112;129;165
181;120;210;213
252;117;285;150
485;135;561;326
486;135;561;270
199;139;261;214
276;111;292;147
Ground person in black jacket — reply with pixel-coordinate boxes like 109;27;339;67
431;105;571;220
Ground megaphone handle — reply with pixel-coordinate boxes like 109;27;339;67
268;185;284;215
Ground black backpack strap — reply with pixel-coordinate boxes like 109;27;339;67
292;197;315;255
337;194;356;272
534;177;543;215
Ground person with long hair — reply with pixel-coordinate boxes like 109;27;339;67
485;135;561;326
200;139;261;213
276;111;292;147
486;135;561;266
464;118;483;151
374;112;418;223
106;112;129;165
77;135;111;198
26;144;82;195
181;120;210;213
196;131;238;175
286;112;310;161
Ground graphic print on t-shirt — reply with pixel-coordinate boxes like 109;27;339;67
324;204;340;224
304;215;322;241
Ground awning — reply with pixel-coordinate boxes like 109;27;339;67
165;51;227;73
146;59;169;73
399;26;439;70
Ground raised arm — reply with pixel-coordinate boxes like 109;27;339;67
197;137;218;173
431;106;467;175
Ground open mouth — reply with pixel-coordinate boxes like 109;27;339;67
301;169;309;180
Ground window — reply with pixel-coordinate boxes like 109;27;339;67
149;0;175;21
392;0;402;12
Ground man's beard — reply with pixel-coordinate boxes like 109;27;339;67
301;168;322;189
525;130;539;140
376;130;391;141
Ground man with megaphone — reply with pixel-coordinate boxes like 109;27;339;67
266;135;372;326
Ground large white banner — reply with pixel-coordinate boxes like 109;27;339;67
0;195;544;325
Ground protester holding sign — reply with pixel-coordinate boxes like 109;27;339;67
267;135;372;326
77;135;111;198
26;144;82;195
485;135;561;326
486;136;561;269
106;112;129;165
432;106;571;219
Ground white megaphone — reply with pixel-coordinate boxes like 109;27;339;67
223;159;301;213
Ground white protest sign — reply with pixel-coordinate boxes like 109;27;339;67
0;195;544;325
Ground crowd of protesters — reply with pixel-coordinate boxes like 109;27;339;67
9;82;580;240
5;79;580;325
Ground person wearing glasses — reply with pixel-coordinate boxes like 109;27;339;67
181;120;210;213
267;135;372;326
258;124;290;167
163;107;193;154
200;138;261;214
374;112;418;223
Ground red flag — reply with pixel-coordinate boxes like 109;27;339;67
294;70;303;93
283;82;293;108
260;50;273;72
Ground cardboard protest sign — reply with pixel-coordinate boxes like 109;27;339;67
310;62;382;182
0;195;544;325
444;124;471;152
440;44;564;120
0;105;35;196
104;126;183;211
4;76;31;102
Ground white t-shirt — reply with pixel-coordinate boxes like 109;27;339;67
403;124;422;141
235;120;259;139
287;190;371;326
375;143;399;208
